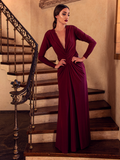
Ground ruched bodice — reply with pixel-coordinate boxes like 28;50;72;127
38;25;96;68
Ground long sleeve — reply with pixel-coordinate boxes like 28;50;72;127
73;26;96;58
38;31;56;68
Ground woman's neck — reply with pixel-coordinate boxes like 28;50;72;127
55;23;66;31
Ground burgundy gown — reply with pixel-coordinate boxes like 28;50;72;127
38;25;96;153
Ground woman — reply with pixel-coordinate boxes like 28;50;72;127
38;4;96;153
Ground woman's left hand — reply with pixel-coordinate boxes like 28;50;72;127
72;56;86;63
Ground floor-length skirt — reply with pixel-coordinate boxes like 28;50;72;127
55;61;90;153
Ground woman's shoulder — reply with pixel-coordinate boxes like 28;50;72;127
66;25;77;29
66;25;74;27
45;29;54;36
66;25;80;31
42;29;54;40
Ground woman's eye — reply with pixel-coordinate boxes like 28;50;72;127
68;14;70;16
62;13;66;16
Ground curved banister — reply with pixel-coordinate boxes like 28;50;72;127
0;0;37;48
10;47;38;104
0;0;38;104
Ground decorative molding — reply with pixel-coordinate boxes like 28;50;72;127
39;0;80;9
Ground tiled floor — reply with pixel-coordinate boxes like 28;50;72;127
0;111;30;160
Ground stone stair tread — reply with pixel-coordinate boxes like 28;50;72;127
7;68;57;75
34;88;105;100
24;139;120;158
32;100;111;116
28;117;119;134
1;60;55;65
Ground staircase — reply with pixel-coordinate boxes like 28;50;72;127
0;1;120;160
23;88;120;160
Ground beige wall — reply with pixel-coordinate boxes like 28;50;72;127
30;0;116;105
1;0;120;138
115;0;120;139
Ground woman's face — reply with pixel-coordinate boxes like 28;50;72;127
56;8;70;25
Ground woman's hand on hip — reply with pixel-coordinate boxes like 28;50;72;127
55;59;66;69
72;56;86;63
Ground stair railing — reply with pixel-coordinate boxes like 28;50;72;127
0;0;38;159
14;28;17;72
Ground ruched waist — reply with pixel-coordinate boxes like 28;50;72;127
66;58;72;64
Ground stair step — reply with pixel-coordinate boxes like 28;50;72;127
89;100;110;110
1;60;55;65
34;88;105;100
0;51;32;55
28;117;119;134
21;78;58;87
24;140;120;159
1;36;14;40
1;61;35;65
90;117;119;131
32;100;111;116
1;43;31;47
7;68;57;75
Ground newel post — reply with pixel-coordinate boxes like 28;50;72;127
11;79;21;160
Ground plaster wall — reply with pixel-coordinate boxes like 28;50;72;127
0;0;119;138
115;0;120;139
30;0;116;106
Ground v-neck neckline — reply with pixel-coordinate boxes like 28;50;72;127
53;26;67;50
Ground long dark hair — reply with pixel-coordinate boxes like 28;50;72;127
53;4;69;29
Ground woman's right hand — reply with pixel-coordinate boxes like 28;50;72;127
55;59;66;69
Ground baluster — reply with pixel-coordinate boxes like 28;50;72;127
14;28;16;72
0;8;2;54
29;80;33;150
31;48;37;112
11;80;20;160
6;18;9;62
32;75;35;129
31;47;34;58
34;58;38;112
32;49;37;112
22;37;25;83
